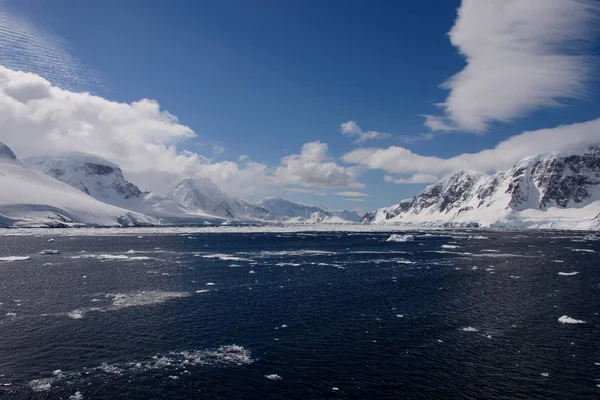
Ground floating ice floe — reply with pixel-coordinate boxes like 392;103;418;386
28;345;252;393
29;378;53;392
558;315;585;324
386;234;414;243
40;250;60;255
0;256;30;262
265;374;282;380
558;272;579;276
65;291;190;319
67;310;85;319
69;391;84;400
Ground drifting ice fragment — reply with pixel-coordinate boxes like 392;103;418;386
558;315;585;324
386;234;414;243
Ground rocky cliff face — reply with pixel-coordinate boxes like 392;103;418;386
365;145;600;230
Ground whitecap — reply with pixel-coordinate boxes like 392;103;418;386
462;327;478;332
198;254;252;262
558;272;579;276
265;374;282;380
40;250;60;255
441;244;460;249
572;249;595;253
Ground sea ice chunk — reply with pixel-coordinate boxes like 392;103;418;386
40;250;60;255
558;315;585;324
386;234;414;243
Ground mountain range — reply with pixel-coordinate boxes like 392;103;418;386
0;142;360;227
1;142;600;230
363;144;600;230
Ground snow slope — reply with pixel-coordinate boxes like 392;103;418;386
0;143;154;227
363;145;600;230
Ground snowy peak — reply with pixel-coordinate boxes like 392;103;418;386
166;177;238;219
0;142;17;161
27;153;144;205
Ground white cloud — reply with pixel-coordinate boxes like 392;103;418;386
284;188;327;196
0;6;101;91
427;0;599;133
335;191;368;197
420;115;457;132
340;121;392;143
0;66;274;195
384;173;439;184
274;141;363;188
212;144;225;156
344;117;600;183
0;66;363;194
400;132;436;144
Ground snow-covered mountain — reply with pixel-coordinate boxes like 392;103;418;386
166;178;270;221
256;197;361;223
27;154;145;205
363;145;600;230
27;156;226;225
166;180;360;223
21;151;359;225
0;143;154;227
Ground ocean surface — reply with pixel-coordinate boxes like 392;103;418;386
0;229;598;399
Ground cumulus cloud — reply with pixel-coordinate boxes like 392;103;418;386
274;141;363;188
340;121;392;143
0;6;101;91
344;117;600;183
0;66;363;194
427;0;599;133
335;191;368;197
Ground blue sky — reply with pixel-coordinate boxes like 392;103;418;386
1;0;600;212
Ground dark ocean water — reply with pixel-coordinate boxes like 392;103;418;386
0;229;598;399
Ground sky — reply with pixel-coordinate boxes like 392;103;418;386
1;0;599;213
